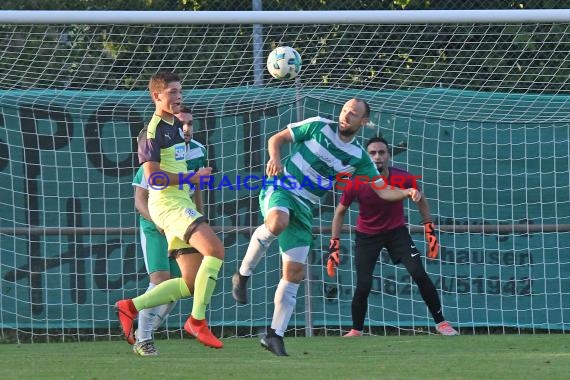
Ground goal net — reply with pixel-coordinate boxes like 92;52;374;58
0;10;568;342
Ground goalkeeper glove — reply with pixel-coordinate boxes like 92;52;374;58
424;222;439;260
326;238;340;278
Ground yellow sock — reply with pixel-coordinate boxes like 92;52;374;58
191;256;223;320
133;277;191;311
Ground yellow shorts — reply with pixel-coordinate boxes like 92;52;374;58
149;197;204;252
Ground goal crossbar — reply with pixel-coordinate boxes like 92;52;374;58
2;9;570;25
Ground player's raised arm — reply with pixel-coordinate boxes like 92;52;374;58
266;128;293;176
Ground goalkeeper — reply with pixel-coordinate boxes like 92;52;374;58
130;106;207;356
329;137;458;337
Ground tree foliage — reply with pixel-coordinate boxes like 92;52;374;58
1;1;569;92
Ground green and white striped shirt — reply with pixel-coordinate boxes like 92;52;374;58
184;139;207;197
185;139;207;172
282;116;379;205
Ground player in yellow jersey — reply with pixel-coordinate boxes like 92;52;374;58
130;106;210;356
116;72;224;349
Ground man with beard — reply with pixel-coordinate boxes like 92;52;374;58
231;98;422;356
329;136;458;337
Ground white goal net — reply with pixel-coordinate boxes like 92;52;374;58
0;10;568;342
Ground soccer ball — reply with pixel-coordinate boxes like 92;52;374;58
266;46;302;80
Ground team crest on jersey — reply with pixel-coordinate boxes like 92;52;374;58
175;145;185;160
185;208;197;218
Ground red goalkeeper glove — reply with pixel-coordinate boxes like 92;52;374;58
424;222;439;260
326;238;340;278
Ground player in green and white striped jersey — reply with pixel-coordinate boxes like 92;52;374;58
232;98;422;356
131;107;207;356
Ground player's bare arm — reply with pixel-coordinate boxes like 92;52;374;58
134;186;153;221
266;129;293;176
193;187;204;214
134;182;164;234
416;192;433;222
331;203;349;239
416;192;439;259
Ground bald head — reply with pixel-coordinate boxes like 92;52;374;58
338;98;370;139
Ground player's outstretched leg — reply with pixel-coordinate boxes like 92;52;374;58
231;272;249;304
115;299;138;345
233;224;278;305
260;328;288;356
117;277;193;346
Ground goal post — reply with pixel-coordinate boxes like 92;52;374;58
0;10;569;342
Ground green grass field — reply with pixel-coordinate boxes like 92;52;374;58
1;335;568;380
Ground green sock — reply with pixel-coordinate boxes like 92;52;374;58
133;278;191;311
192;256;223;320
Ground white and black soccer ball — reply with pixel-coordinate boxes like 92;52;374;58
266;46;302;80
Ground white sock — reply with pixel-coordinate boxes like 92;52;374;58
271;279;299;337
151;301;178;331
137;282;160;342
239;224;277;276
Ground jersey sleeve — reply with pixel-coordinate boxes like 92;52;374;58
404;171;421;191
353;155;380;179
186;157;206;171
339;186;356;207
287;117;330;143
197;148;207;168
185;141;207;171
132;166;148;189
137;127;162;164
